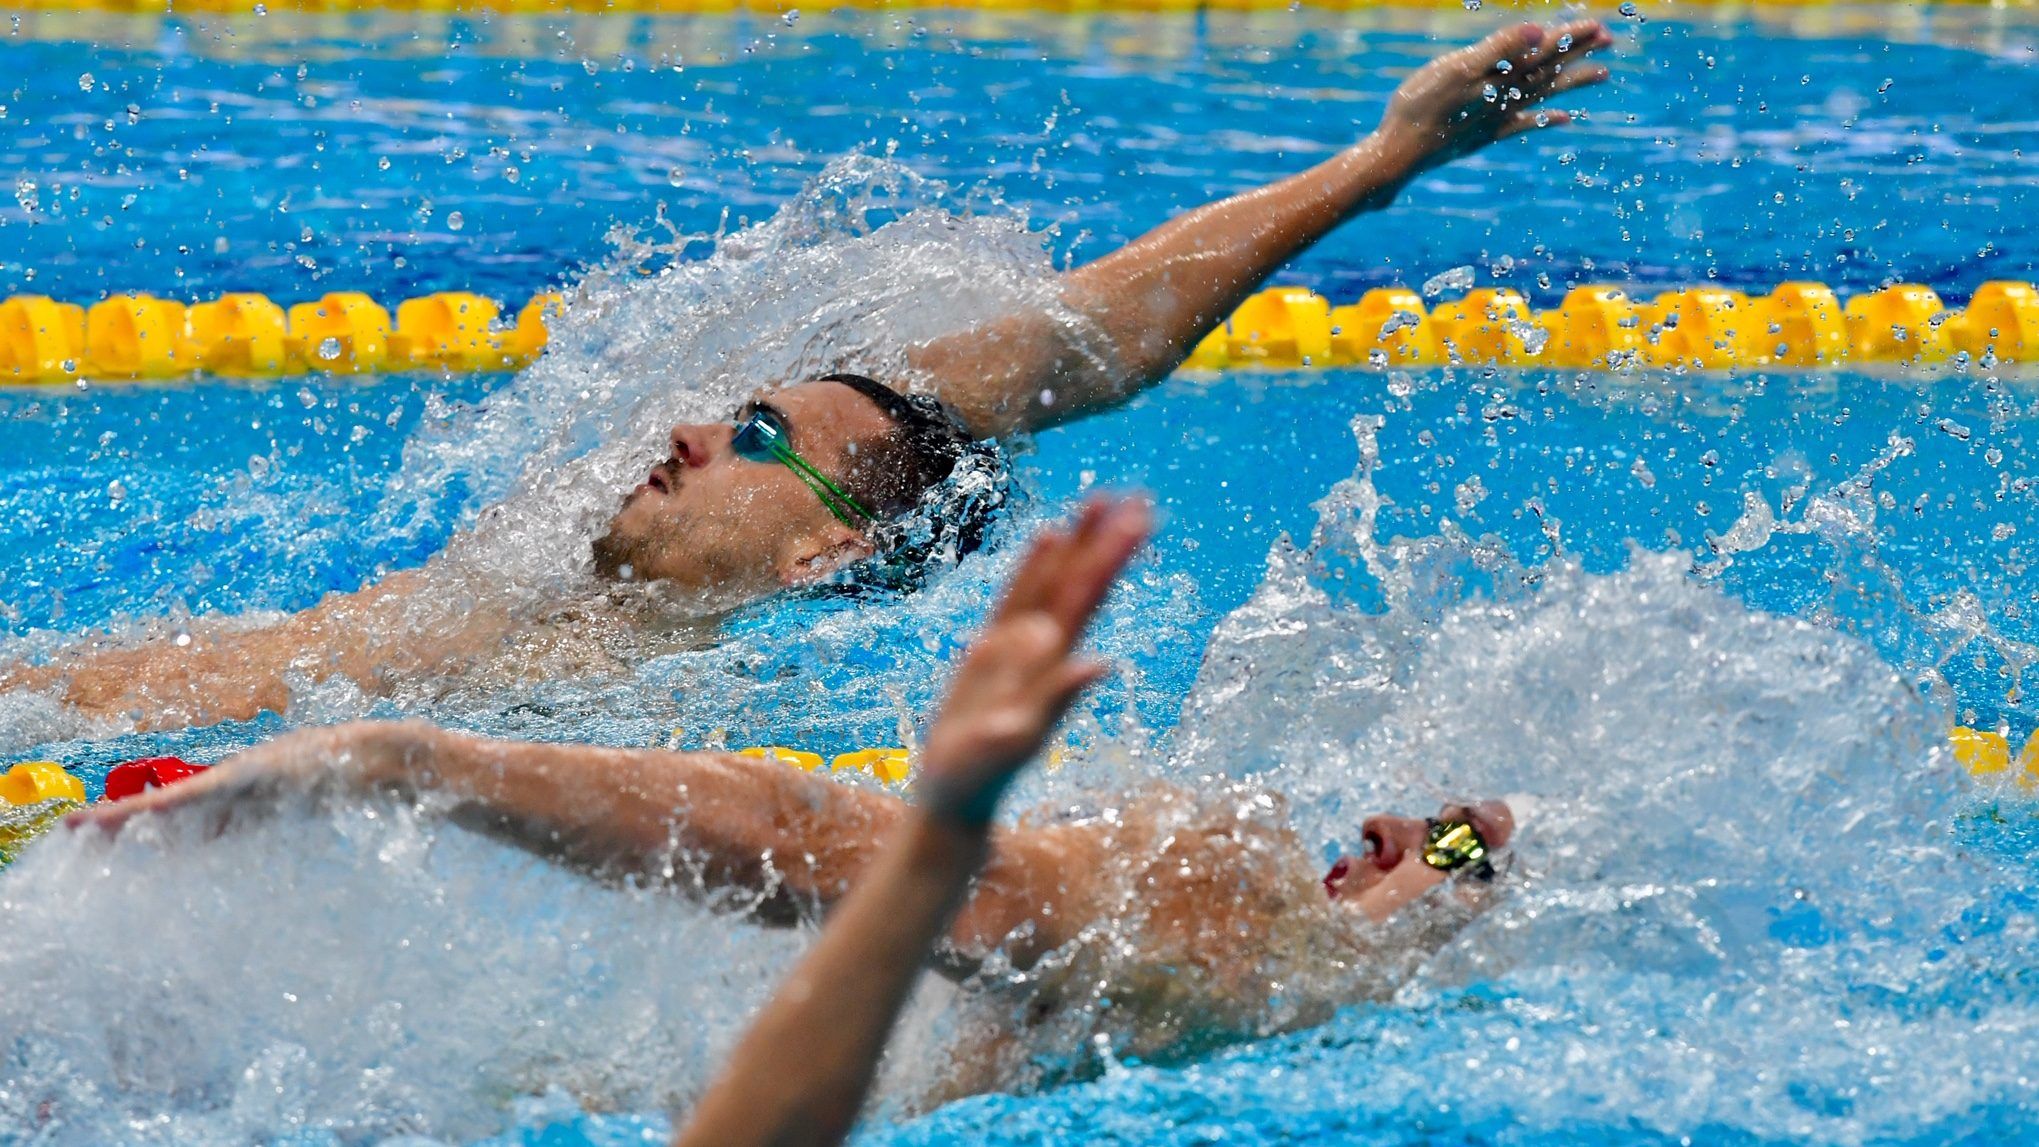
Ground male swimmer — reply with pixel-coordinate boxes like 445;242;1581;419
79;497;1518;1115
6;21;1614;731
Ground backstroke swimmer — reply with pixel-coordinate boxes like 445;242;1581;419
7;21;1615;732
75;497;1519;1116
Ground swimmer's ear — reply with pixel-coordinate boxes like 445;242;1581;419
777;525;878;587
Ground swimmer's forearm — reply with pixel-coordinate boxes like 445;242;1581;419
363;726;904;906
1046;135;1417;414
673;812;989;1147
9;569;470;732
908;138;1414;436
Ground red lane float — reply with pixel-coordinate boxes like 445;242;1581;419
102;756;208;802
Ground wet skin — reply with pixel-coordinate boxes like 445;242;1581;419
1324;799;1517;923
592;378;897;598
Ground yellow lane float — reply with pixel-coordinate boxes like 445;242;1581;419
0;291;562;385
1189;279;2039;373
737;745;912;783
1952;727;2039;791
0;761;85;806
0;798;80;867
4;281;2038;384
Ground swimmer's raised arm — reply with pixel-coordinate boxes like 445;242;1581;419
673;495;1150;1147
910;20;1614;436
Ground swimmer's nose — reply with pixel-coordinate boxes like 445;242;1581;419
668;423;722;468
1358;813;1427;871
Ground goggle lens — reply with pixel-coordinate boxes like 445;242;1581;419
1422;818;1491;873
731;408;787;462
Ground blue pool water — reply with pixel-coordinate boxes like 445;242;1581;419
2;7;2037;1146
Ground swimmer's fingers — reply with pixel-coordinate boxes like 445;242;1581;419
994;495;1148;638
992;503;1094;623
1517;58;1613;108
1043;497;1151;639
1495;108;1574;141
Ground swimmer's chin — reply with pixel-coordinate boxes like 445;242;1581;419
588;534;769;619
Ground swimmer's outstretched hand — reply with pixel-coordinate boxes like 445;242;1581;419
1374;19;1615;175
916;495;1151;829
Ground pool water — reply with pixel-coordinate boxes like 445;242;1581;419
1;7;2036;1146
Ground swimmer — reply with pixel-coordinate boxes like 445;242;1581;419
7;21;1614;731
76;497;1519;1118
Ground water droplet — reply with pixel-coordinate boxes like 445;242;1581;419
106;479;127;504
1462;0;1482;9
446;211;464;231
1378;310;1422;338
1556;32;1574;51
378;156;391;171
1993;523;2017;542
1482;83;1499;103
667;167;685;188
1618;1;1638;15
1421;265;1476;298
781;7;799;23
1495;59;1512;74
173;630;193;647
316;337;342;361
77;72;94;92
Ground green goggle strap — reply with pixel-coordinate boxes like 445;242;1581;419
767;439;878;530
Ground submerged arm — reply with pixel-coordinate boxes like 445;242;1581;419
1;567;516;733
70;715;1097;959
910;20;1613;436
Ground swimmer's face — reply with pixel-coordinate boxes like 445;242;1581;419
1323;799;1515;922
591;379;895;597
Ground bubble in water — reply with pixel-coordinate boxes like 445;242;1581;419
1378;310;1422;339
76;72;94;91
14;178;36;214
446;211;465;232
1510;319;1550;356
668;167;686;188
1422;265;1476;298
378;156;391;171
316;337;342;361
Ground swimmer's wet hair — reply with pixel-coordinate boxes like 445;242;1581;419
819;371;1010;591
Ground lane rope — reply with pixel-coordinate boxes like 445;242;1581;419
5;280;2035;386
